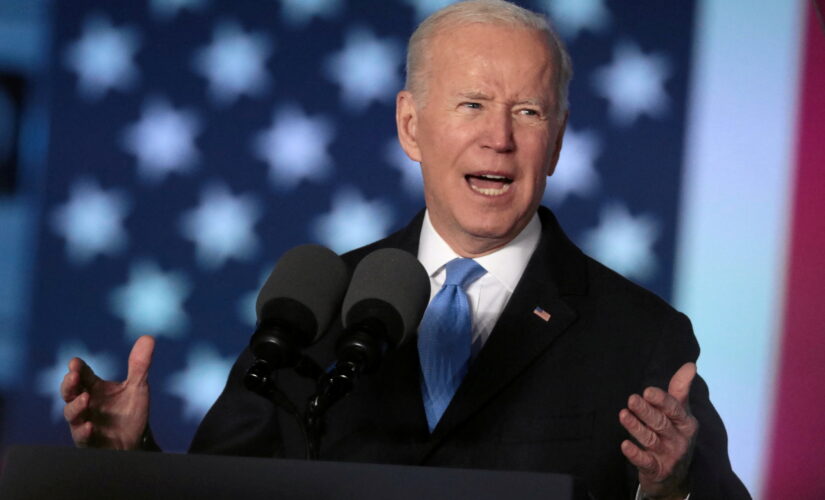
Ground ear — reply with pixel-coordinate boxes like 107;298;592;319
546;110;568;177
396;90;422;162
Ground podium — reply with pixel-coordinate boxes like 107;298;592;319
0;445;587;499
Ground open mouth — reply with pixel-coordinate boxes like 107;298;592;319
465;173;513;196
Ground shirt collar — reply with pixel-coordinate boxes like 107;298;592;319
417;210;541;292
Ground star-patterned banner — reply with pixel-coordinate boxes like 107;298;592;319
16;0;809;493
12;0;691;448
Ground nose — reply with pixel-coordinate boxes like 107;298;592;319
481;109;515;153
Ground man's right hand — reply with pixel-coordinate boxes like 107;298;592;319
60;335;155;450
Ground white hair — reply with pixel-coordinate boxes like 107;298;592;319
405;0;573;117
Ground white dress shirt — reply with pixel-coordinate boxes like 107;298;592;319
416;210;541;357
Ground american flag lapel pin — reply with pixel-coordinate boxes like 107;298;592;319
532;306;551;322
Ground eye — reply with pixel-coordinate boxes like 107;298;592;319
517;108;541;117
461;102;482;109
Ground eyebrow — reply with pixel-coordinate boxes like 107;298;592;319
457;91;492;100
456;91;547;108
515;98;547;107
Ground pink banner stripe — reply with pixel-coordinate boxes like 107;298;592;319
764;2;825;496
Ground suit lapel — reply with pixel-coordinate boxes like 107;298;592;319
377;339;428;437
417;207;589;458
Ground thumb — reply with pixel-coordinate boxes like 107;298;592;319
668;362;696;408
126;335;155;385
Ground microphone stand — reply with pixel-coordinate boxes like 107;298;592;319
245;354;325;460
305;360;358;459
304;320;388;460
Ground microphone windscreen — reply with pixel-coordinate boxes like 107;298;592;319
342;248;430;348
256;244;349;345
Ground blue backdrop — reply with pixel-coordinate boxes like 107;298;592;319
4;0;694;454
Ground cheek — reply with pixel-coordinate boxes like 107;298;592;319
520;134;554;176
420;163;452;202
426;119;475;159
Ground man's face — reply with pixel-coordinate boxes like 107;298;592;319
397;23;566;256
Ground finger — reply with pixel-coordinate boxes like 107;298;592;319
63;392;90;425
643;386;689;423
126;335;155;385
619;408;660;450
621;439;659;476
667;362;696;408
627;394;672;435
69;357;100;389
71;420;94;447
60;370;82;402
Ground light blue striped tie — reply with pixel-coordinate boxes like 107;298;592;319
418;258;486;432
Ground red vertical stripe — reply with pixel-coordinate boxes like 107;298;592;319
764;2;825;497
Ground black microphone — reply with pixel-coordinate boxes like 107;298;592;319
337;248;431;372
305;248;430;446
245;244;348;393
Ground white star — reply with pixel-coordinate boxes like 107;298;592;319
63;15;140;100
237;265;273;327
543;127;601;206
403;0;455;20
165;343;234;422
50;178;130;264
150;0;207;20
581;203;658;281
279;0;342;27
383;139;424;198
541;0;610;40
193;21;273;105
324;28;402;112
312;187;394;254
109;260;191;339
253;105;335;188
592;42;671;126
37;341;117;420
180;183;261;270
121;98;201;182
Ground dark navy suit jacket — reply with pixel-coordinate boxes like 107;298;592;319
189;207;750;499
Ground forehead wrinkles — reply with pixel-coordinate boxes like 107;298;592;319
428;29;556;107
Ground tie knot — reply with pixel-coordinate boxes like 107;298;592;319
443;258;486;289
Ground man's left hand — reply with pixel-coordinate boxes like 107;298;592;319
619;362;699;499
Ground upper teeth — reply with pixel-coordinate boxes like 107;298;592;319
481;175;507;180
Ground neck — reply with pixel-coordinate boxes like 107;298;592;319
427;217;529;258
444;235;512;258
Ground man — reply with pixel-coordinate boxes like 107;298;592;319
61;1;749;498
